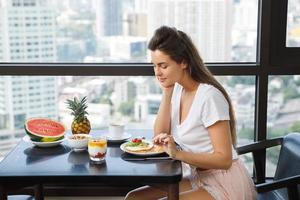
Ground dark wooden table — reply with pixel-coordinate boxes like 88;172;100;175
0;130;182;200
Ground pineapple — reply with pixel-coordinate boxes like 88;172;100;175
66;96;91;134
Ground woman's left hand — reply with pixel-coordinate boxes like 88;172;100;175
153;133;178;159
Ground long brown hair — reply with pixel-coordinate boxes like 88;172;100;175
148;26;237;147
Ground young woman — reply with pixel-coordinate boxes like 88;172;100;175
125;26;257;200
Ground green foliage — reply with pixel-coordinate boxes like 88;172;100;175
66;96;88;121
267;126;283;165
271;76;300;101
92;96;112;104
266;124;300;165
294;77;300;85
283;87;300;101
91;83;114;104
268;122;300;139
289;121;300;133
228;76;255;87
101;84;113;96
267;127;286;138
238;127;254;140
266;146;281;165
118;100;134;116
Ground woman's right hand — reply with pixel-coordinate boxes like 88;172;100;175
153;79;174;138
161;84;174;98
153;133;178;159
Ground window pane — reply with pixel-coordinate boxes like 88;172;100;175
217;76;255;144
266;146;280;177
267;75;300;176
267;75;300;138
286;0;300;47
0;75;256;175
218;76;255;175
0;0;258;63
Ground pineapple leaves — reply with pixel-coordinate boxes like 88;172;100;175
65;96;89;121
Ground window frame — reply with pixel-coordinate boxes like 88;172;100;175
269;0;300;66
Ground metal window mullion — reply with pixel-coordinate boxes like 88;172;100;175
0;63;259;76
251;0;272;183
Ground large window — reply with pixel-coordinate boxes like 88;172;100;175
0;0;258;63
0;76;255;133
0;75;255;163
1;0;300;181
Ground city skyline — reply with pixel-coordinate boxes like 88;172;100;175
1;0;260;63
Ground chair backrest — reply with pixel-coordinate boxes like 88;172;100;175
274;132;300;198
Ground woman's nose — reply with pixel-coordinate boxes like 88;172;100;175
154;67;162;76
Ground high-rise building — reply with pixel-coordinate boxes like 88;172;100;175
133;77;161;128
0;0;57;62
0;76;58;158
232;0;257;61
147;0;233;62
134;0;147;13
0;0;58;158
123;13;147;37
94;0;124;37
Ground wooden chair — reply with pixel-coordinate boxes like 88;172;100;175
236;132;300;200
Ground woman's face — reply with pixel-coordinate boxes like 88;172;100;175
151;50;187;88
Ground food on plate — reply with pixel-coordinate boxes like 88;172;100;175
151;145;164;153
124;138;154;152
66;96;91;134
121;137;166;155
67;134;90;150
24;118;65;142
69;134;89;140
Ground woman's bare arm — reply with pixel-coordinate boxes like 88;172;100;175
157;120;233;170
153;87;174;136
176;120;233;169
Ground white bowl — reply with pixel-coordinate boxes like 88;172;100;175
67;134;90;151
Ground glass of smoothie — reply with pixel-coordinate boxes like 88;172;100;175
88;135;107;163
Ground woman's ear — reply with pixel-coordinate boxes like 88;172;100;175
180;60;188;69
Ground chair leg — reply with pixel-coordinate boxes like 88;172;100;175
34;184;43;200
253;150;266;184
0;185;8;200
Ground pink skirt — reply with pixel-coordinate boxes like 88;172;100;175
186;159;257;200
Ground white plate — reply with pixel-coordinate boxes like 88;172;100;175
106;132;131;142
23;135;64;147
120;140;164;156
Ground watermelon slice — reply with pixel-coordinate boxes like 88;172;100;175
25;118;65;142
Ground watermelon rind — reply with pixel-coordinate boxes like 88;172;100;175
25;118;65;142
30;135;65;142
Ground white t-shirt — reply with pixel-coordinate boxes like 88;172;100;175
171;82;238;160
